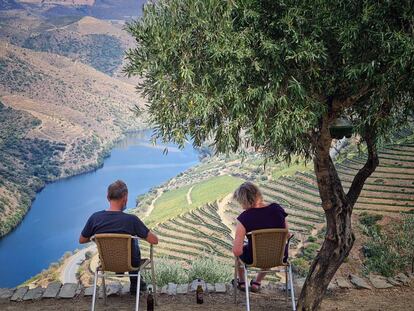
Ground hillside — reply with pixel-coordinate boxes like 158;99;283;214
122;132;414;279
0;102;64;236
21;16;134;75
0;42;146;236
0;10;133;76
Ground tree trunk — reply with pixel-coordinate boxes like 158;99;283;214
296;156;355;310
296;116;379;310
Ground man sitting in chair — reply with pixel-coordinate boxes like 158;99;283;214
232;182;289;293
79;180;158;295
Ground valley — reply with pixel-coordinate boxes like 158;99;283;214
0;6;146;236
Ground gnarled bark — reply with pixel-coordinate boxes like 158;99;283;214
296;117;379;311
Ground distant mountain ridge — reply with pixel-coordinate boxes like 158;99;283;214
19;0;95;5
0;0;23;10
13;0;145;19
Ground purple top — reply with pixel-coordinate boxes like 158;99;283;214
237;203;288;258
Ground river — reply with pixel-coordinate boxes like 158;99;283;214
0;131;199;287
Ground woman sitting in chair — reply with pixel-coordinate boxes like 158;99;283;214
232;181;289;293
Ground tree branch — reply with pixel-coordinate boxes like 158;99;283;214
332;86;371;112
346;124;379;206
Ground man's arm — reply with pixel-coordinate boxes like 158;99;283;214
79;215;94;244
145;231;158;244
79;235;90;244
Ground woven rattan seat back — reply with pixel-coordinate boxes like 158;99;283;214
94;233;134;273
250;228;288;269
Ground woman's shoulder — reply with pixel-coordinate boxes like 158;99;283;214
268;202;288;215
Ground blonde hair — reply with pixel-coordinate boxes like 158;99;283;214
233;182;262;209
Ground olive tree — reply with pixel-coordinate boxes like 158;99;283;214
125;0;414;309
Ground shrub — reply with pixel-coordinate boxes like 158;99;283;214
291;258;310;277
359;212;383;237
363;215;414;277
301;243;320;261
142;258;187;286
187;256;233;283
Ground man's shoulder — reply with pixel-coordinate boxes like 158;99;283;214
121;212;141;222
88;210;106;219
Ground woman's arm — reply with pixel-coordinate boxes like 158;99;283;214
232;222;246;257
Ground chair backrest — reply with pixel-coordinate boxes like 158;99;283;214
249;228;289;269
93;233;134;273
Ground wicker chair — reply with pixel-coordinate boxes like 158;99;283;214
90;234;156;311
234;228;296;311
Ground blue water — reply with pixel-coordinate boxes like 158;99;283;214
0;132;198;287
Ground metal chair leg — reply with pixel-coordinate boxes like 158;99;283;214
288;264;296;311
150;249;157;306
244;266;250;311
91;269;98;311
101;274;107;306
285;266;288;302
234;257;238;304
135;271;141;311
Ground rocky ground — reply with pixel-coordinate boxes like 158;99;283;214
1;284;414;311
1;272;413;311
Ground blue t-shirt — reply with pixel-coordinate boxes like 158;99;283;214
237;203;288;262
81;210;149;264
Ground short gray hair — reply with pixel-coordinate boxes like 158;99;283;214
107;180;128;200
233;182;262;209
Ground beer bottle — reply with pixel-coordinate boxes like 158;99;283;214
147;286;154;311
196;284;203;304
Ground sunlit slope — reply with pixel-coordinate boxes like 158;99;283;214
0;42;145;172
145;175;243;226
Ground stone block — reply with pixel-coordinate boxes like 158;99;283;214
84;287;96;297
215;283;226;293
395;273;409;286
336;277;352;289
23;287;44;301
43;282;62;298
105;283;121;296
167;283;177;295
349;274;371;290
369;275;393;289
120;284;130;295
206;283;215;293
58;283;78;299
387;277;402;286
0;288;15;300
11;287;29;302
190;279;206;291
327;281;337;291
160;285;168;294
176;284;188;294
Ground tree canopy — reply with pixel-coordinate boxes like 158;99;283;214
125;1;414;309
126;0;414;160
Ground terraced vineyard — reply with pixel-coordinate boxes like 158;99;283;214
135;137;414;279
140;203;234;264
221;140;414;239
